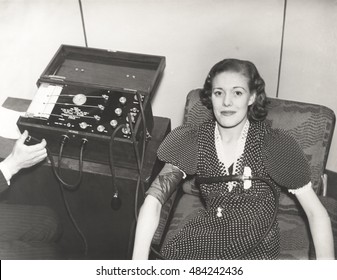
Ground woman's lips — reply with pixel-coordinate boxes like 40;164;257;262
221;111;235;116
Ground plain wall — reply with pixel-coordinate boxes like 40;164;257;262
0;0;84;111
0;0;336;172
279;0;337;171
82;0;283;126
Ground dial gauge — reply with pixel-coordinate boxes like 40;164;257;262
72;94;87;105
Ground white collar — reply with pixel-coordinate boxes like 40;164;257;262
214;120;250;173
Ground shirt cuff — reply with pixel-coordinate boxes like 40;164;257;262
288;181;312;195
0;161;12;185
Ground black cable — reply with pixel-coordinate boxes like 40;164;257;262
127;92;165;259
128;114;143;177
128;94;160;258
78;0;88;47
237;177;278;259
57;174;89;257
136;92;148;174
196;175;279;260
129;92;149;220
135;97;164;258
109;124;126;210
47;137;85;190
109;100;147;213
276;0;288;98
128;113;145;222
133;92;148;196
46;137;88;256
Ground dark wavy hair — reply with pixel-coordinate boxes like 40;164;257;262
200;58;268;121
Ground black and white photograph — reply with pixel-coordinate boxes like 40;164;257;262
0;0;336;279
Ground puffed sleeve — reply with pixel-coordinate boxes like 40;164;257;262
262;128;311;191
157;124;198;176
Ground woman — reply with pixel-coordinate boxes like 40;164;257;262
132;58;334;260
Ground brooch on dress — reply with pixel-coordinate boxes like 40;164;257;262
243;166;252;190
216;207;223;218
226;166;252;192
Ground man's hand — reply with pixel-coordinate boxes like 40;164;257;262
2;130;47;178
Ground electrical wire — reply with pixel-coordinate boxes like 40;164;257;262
237;176;279;259
196;175;279;260
136;91;148;174
103;92;150;256
78;0;88;47
46;137;88;256
47;136;85;190
276;0;288;98
57;175;89;257
128;91;148;221
127;93;163;258
108;124;126;210
128;113;145;222
135;91;148;201
108;92;148;215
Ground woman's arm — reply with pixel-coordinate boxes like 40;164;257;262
132;195;162;259
132;163;184;260
295;186;335;259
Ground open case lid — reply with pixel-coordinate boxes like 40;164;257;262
39;45;166;98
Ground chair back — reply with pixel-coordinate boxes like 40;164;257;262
183;89;336;193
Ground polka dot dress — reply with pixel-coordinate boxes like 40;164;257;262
158;120;282;260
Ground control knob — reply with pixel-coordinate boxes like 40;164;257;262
122;125;131;135
115;108;122;117
97;125;105;132
110;119;118;128
126;114;136;123
119;96;127;105
79;122;89;129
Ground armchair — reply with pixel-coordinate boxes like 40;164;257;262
152;89;336;260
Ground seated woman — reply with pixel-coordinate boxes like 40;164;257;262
132;58;334;260
0;130;62;259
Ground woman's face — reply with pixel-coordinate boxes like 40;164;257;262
211;71;256;129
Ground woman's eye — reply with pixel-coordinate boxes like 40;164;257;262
213;90;222;96
233;91;243;96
